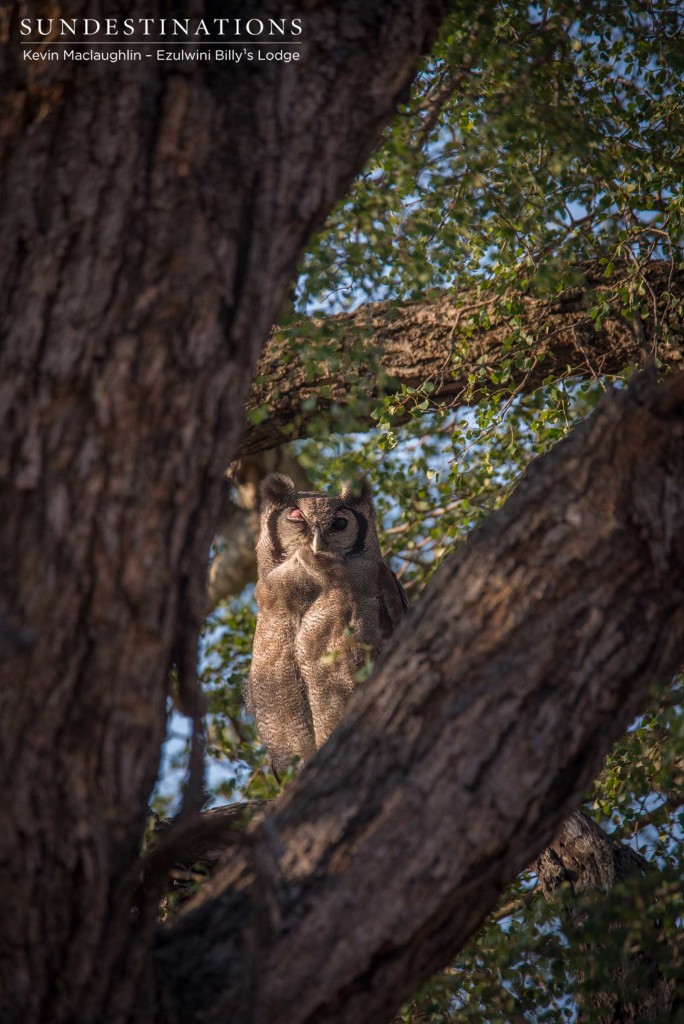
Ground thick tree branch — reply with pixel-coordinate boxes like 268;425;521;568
156;370;684;1024
241;261;684;454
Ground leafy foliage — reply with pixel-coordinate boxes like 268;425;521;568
298;0;684;311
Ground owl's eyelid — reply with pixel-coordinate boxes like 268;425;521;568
286;508;305;522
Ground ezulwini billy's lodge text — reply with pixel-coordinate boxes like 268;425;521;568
22;48;301;63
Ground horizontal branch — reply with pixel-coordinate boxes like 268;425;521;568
157;370;684;1023
241;261;684;454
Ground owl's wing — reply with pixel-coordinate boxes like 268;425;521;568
378;561;410;639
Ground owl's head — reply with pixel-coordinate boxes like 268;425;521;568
257;473;380;572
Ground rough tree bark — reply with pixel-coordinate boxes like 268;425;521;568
241;261;684;454
155;371;684;1024
0;3;452;1021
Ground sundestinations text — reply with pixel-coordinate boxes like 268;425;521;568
20;17;303;39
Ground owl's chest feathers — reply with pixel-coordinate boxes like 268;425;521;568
256;551;365;622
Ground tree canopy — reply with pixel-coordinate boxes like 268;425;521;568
188;2;684;1020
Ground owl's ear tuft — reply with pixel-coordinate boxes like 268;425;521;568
340;478;371;504
260;473;296;505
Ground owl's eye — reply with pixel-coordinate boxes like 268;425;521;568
287;508;305;522
331;516;348;532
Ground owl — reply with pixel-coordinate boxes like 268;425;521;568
247;473;408;775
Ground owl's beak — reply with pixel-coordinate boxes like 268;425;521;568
311;525;323;554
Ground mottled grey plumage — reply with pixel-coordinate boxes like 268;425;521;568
248;473;408;774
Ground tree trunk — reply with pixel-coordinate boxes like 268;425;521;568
241;261;684;454
155;371;684;1024
0;3;451;1021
